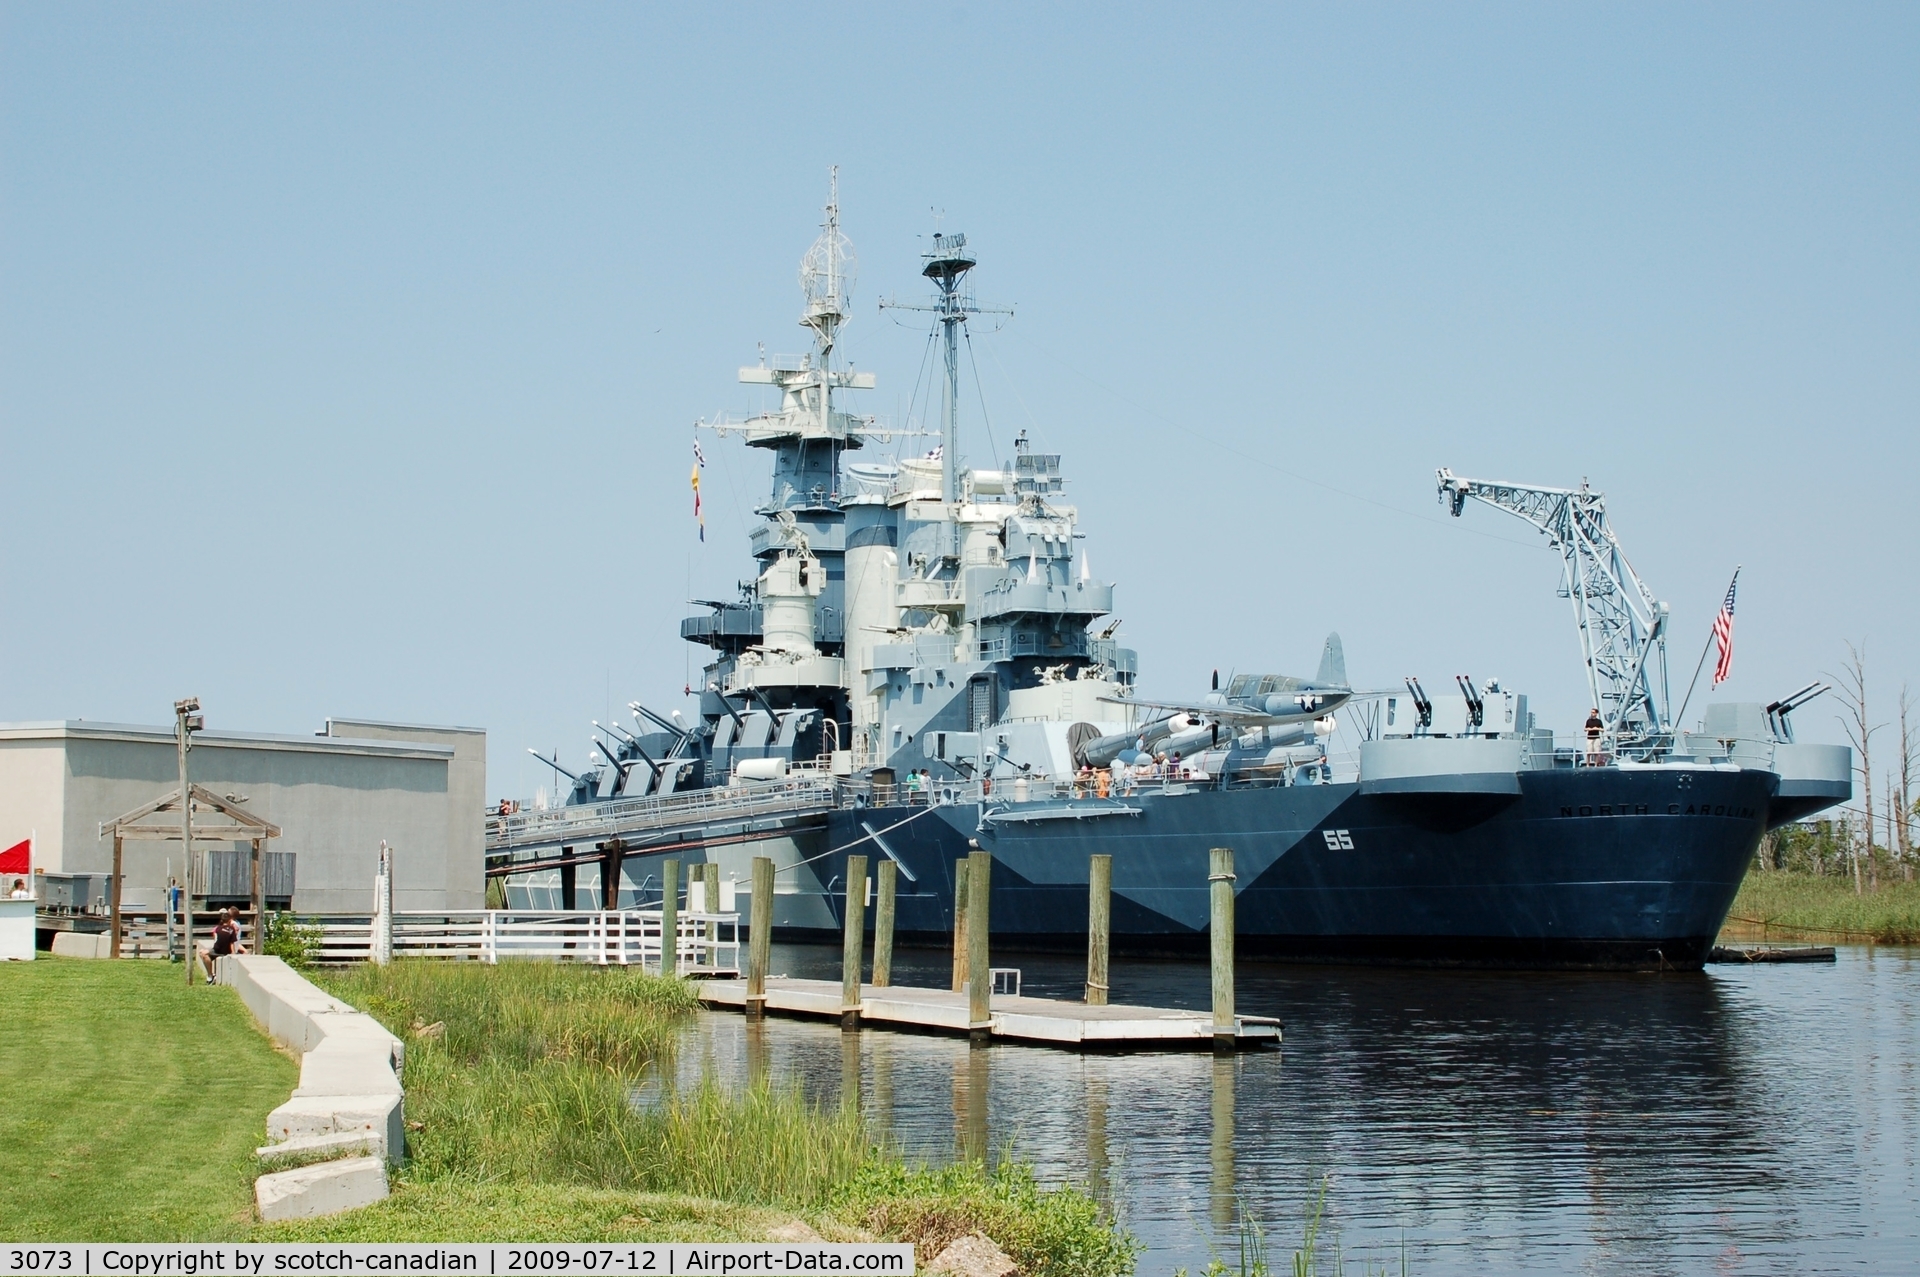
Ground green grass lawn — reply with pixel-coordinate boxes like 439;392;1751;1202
0;957;298;1241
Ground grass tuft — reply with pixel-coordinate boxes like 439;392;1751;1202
836;1161;1141;1277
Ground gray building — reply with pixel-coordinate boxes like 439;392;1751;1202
0;718;486;913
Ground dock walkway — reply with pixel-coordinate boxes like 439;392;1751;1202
697;976;1282;1050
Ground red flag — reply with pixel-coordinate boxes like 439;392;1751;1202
0;837;29;875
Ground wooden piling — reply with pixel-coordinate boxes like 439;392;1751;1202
659;858;680;977
249;836;263;955
950;858;971;993
109;834;124;959
873;860;897;988
1086;853;1111;1006
1209;847;1235;1053
746;855;773;1018
703;862;721;969
966;851;992;1042
841;854;868;1028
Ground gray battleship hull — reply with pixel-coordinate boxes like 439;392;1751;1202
814;767;1779;970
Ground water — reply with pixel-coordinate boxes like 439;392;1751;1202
664;943;1920;1275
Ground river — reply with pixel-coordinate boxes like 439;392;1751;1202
662;943;1920;1274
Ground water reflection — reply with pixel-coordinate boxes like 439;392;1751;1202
1209;1055;1234;1232
663;943;1920;1274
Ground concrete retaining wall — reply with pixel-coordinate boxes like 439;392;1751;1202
216;954;403;1219
50;931;112;959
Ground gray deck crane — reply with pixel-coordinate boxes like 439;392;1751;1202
1438;469;1671;754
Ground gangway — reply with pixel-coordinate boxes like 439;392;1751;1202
487;777;842;887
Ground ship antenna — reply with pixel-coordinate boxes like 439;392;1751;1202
880;222;1010;507
800;166;857;436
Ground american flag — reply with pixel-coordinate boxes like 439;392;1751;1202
1711;570;1739;686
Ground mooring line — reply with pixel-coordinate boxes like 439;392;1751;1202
777;802;947;873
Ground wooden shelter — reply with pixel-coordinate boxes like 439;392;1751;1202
100;784;281;959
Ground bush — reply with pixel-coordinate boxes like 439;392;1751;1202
261;911;322;968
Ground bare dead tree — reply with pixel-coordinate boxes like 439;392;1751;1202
1897;686;1915;883
1830;642;1878;896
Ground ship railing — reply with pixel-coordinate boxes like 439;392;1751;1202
294;908;740;973
1527;734;1778;769
490;777;841;850
834;771;1265;808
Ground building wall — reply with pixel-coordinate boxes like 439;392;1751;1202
0;720;486;913
326;719;487;910
0;739;66;877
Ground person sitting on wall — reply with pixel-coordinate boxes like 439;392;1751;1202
197;906;247;979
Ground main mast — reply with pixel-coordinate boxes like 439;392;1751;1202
922;233;976;504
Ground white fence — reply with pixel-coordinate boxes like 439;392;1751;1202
305;909;740;975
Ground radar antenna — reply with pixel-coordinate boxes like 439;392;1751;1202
881;230;1011;505
1438;469;1672;752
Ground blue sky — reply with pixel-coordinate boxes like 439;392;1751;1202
3;3;1914;799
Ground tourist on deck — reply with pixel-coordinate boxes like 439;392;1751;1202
1585;708;1605;766
8;878;28;899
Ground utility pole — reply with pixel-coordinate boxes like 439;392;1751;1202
175;697;203;984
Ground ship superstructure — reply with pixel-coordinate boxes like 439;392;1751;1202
488;179;1853;969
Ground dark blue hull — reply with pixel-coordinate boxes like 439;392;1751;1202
820;767;1774;970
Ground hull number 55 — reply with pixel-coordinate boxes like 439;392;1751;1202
1321;828;1355;850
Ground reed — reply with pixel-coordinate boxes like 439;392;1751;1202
325;959;697;1073
1726;872;1920;944
321;962;869;1201
309;962;1133;1266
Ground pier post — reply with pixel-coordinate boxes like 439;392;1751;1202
110;834;124;959
966;851;992;1044
249;836;263;953
746;855;772;1018
950;858;971;993
873;860;897;988
703;862;721;971
1086;853;1111;1006
841;854;868;1029
659;859;679;977
1209;847;1235;1054
602;839;625;910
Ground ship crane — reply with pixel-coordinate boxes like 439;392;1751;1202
1437;468;1672;753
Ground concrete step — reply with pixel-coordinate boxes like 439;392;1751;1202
256;1130;385;1166
254;1156;388;1222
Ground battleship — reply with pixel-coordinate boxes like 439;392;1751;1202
489;177;1852;970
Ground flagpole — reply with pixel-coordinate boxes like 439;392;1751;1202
1674;566;1739;736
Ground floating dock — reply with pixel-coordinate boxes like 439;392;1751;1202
697;976;1281;1050
1707;945;1838;964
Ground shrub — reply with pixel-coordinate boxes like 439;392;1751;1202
261;911;322;968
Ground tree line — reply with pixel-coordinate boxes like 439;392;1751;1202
1755;641;1916;891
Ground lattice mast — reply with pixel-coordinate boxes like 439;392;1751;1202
798;168;856;434
1438;469;1672;750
